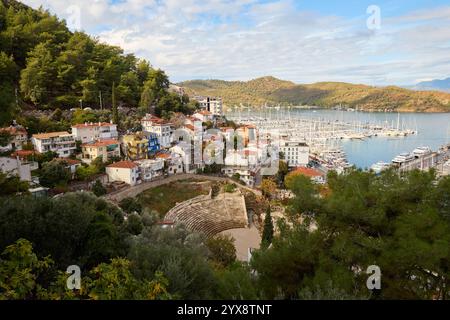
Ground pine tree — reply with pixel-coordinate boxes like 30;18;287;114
261;205;274;249
112;81;119;126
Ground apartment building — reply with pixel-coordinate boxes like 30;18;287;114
194;96;223;116
81;139;120;163
31;131;76;158
279;141;310;167
71;122;118;143
141;115;173;148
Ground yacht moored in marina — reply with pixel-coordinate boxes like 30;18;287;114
392;152;415;164
412;146;432;158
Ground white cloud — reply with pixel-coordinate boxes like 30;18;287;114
20;0;450;85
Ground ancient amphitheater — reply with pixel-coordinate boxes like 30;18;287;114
164;189;249;238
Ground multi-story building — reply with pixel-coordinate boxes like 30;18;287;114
141;115;173;148
147;132;161;155
279;141;310;167
106;161;140;186
121;133;149;160
134;158;164;182
31;131;76;158
71;122;118;143
0;125;28;151
81;139;120;163
194;96;223;115
156;152;184;175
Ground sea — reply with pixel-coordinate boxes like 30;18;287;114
226;108;450;169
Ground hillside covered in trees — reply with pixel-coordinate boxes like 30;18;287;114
180;76;450;112
0;0;196;126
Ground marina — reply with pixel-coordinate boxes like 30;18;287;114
227;107;450;172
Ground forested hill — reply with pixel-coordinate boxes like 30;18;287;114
179;76;450;112
0;0;195;126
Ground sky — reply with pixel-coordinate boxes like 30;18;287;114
21;0;450;86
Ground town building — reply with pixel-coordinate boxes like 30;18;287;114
193;110;214;123
121;133;149;160
0;125;28;151
31;131;76;158
279;141;310;167
81;139;120;163
106;161;140;186
0;156;32;181
156;152;184;175
134;158;164;182
11;150;39;171
194;96;223;115
291;167;326;184
54;158;82;177
141;115;173;148
71;122;118;143
147;132;161;155
221;166;260;187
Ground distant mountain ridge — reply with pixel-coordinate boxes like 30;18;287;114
412;77;450;92
179;76;450;112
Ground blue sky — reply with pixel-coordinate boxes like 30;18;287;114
22;0;450;85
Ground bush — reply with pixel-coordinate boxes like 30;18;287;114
119;197;142;214
223;183;236;193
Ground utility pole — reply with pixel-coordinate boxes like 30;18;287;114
15;87;19;108
99;91;103;110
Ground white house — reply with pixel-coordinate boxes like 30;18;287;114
106;161;140;186
141;115;173;148
193;110;214;122
31;131;76;158
0;156;32;182
71;122;118;143
279;141;310;167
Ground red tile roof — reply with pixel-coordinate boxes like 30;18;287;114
32;131;72;139
107;161;137;169
0;126;27;135
292;167;324;177
82;139;119;148
11;150;37;158
155;152;171;159
141;115;172;125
